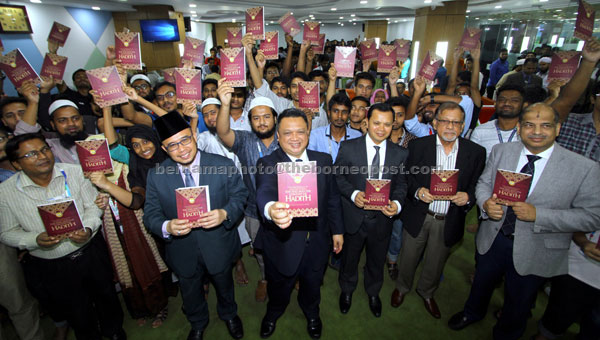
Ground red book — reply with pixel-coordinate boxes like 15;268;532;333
85;66;128;108
47;21;71;47
220;47;246;87
458;28;482;51
364;179;391;211
115;32;142;70
162;68;176;83
334;46;357;78
360;39;378;63
175;68;202;104
227;27;243;47
394;39;411;62
314;34;326;54
40;53;68;81
548;51;580;82
278;12;301;37
418;51;443;82
260;32;279;60
298;81;320;113
377;45;397;73
0;48;41;88
575;0;595;40
75;139;114;175
37;200;84;239
430;170;459;200
493;169;532;205
303;22;320;45
176;186;211;228
183;37;206;67
246;6;265;40
277;161;318;217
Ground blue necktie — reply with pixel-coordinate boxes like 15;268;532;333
183;167;195;187
501;155;541;236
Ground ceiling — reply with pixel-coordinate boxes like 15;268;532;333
9;0;600;24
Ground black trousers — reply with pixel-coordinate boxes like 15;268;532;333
178;254;236;331
339;216;392;297
540;274;600;340
264;242;323;321
463;232;545;340
21;233;124;340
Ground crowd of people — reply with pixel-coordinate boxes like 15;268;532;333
0;22;598;340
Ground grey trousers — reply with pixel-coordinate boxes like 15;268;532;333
0;243;44;340
396;214;451;299
245;216;266;280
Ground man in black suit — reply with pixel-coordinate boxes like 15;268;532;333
334;103;408;318
143;111;248;340
390;102;486;319
255;108;344;339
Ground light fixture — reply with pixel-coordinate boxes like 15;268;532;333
341;23;344;26
495;5;502;9
386;18;390;20
290;12;293;15
556;9;562;12
91;6;101;10
270;21;274;23
340;16;344;19
232;19;236;23
179;43;184;57
520;36;530;52
360;0;368;4
410;41;419;79
30;0;42;2
466;10;470;13
557;37;565;47
189;3;197;7
550;34;558;45
539;0;548;2
192;14;197;17
331;7;337;11
353;23;356;25
507;37;513;51
191;10;196;13
424;0;432;3
475;17;479;20
351;14;356;17
394;20;398;23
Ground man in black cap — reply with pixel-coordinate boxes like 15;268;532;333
143;111;248;340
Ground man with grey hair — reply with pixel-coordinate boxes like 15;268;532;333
391;102;485;319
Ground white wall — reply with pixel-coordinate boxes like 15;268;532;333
188;22;214;58
387;20;415;41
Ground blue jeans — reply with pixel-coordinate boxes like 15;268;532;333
386;219;403;263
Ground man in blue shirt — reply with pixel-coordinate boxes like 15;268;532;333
308;93;362;162
486;48;509;99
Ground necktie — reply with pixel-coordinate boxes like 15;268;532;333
183;167;195;187
500;154;541;236
371;145;380;179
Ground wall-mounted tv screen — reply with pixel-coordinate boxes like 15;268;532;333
139;19;180;43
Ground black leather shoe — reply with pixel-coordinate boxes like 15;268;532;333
448;311;478;330
306;317;322;339
339;292;352;314
109;329;127;340
260;317;276;338
368;295;382;317
224;315;243;339
187;329;203;340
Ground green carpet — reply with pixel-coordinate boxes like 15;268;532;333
4;209;580;339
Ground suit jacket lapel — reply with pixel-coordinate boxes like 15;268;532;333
528;145;563;201
456;138;471;184
425;135;437;168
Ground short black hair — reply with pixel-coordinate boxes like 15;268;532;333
290;71;310;82
435;102;465;121
154;81;176;93
524;57;538;66
367;103;394;120
233;86;248;98
456;82;471;89
354;72;375;87
457;71;471;82
5;133;47;162
202;78;218;89
386;96;409;109
352;96;370;107
328;93;351;113
524;85;548;105
308;70;326;80
271;76;290;87
497;83;526;100
265;62;280;71
0;97;27;117
277;108;308;129
71;68;86;82
499;48;508;54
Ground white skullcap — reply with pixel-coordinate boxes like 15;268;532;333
130;74;151;84
49;99;78;116
539;57;552;64
516;59;525;66
201;98;221;110
396;79;405;84
249;96;276;112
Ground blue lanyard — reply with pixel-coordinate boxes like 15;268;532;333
257;141;263;158
495;121;517;144
16;169;71;201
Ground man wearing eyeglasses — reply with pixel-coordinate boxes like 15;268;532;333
151;82;208;134
143;111;248;340
391;102;485;320
0;133;126;340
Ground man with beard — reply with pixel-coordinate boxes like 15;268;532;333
308;93;362;162
486;48;509;99
202;79;218;100
536;56;551;89
471;84;525;157
130;74;154;112
404;77;474;137
216;82;279;303
391;102;485;319
270;77;289;99
57;69;94;117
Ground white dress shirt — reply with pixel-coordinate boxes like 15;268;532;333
427;136;459;215
516;144;554;195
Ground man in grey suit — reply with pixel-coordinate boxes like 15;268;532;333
448;103;600;340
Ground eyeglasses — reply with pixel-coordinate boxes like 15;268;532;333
436;119;464;127
165;135;193;152
18;146;52;160
133;83;150;91
155;91;176;101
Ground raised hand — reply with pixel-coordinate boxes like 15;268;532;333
255;50;267;69
217;78;234;106
453;46;464;61
328;64;338;81
88;171;110;191
285;33;294;47
18;81;40;104
471;42;481;60
182;102;198;119
106;45;117;61
242;33;255;51
389;66;400;84
122;86;139;102
582;38;600;63
413;76;426;94
268;202;292;229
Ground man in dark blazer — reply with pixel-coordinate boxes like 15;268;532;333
335;103;408;318
504;58;543;89
143;111;248;340
448;103;600;340
391;102;486;319
255;108;344;340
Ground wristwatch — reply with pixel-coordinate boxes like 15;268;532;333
430;94;435;104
